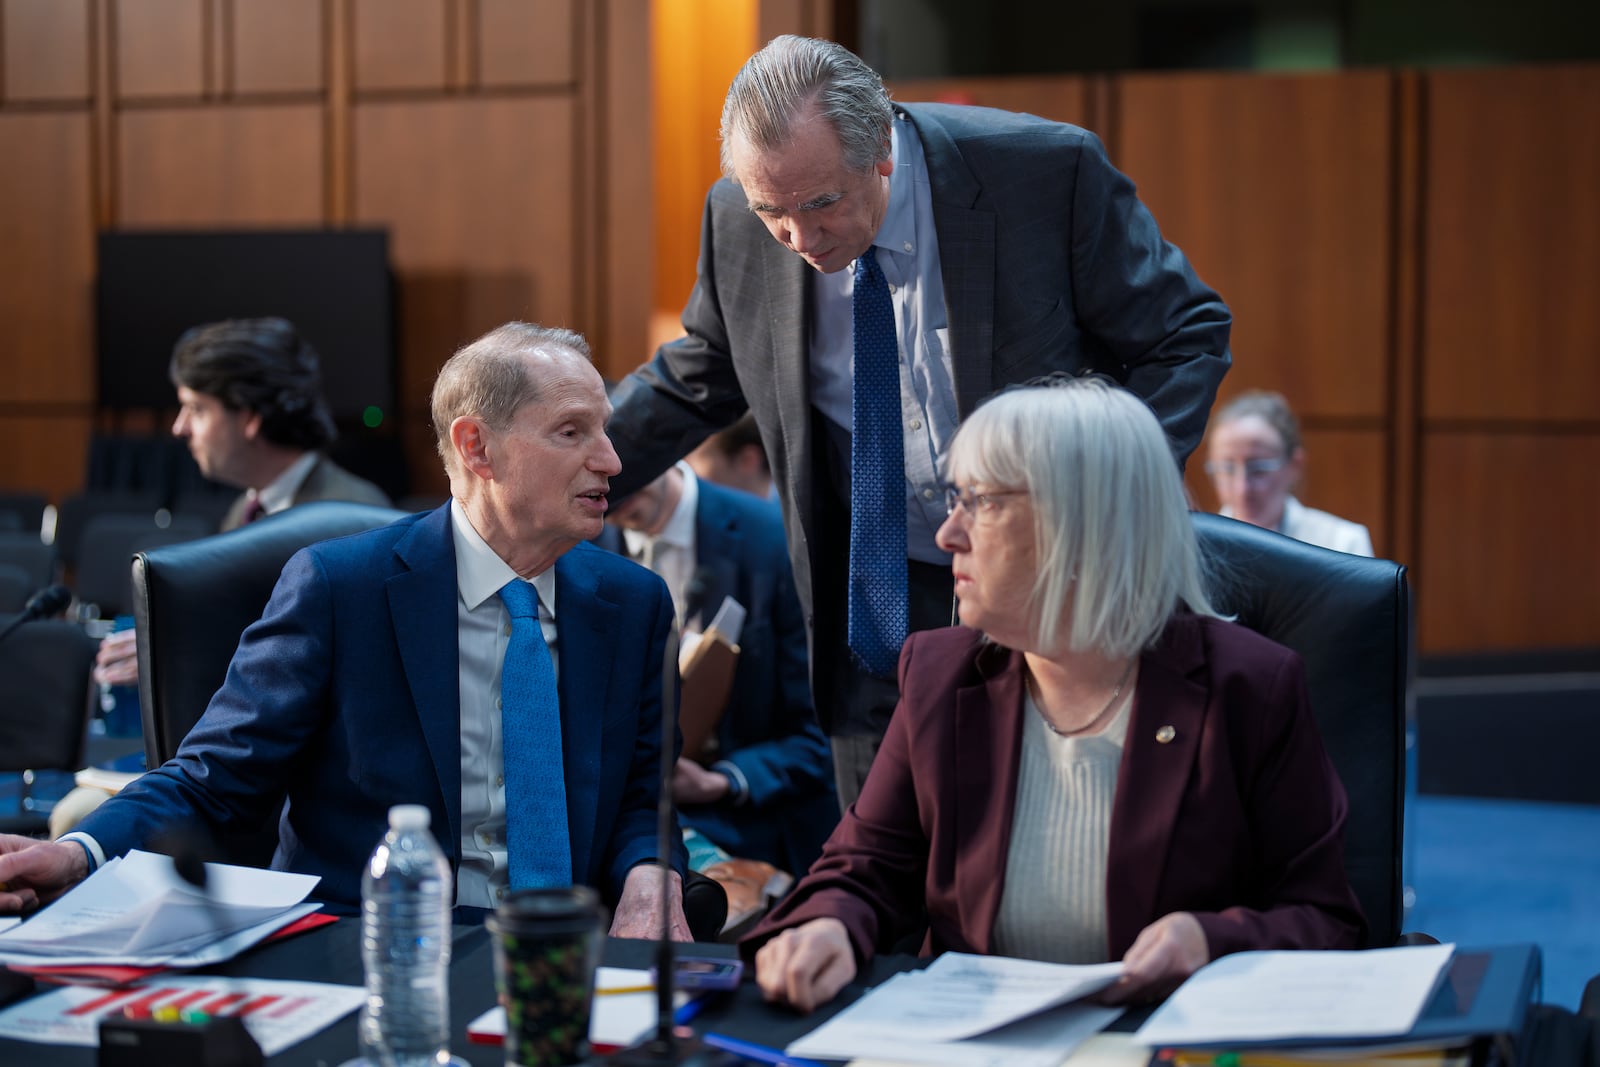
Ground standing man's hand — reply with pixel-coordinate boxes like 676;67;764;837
0;837;92;913
610;863;693;941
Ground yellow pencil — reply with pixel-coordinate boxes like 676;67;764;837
595;983;656;996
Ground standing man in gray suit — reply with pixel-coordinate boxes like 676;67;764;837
605;36;1232;807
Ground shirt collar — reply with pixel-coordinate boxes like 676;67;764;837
252;451;320;516
872;116;920;263
451;498;557;618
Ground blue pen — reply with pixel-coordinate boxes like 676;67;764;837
672;993;709;1026
700;1031;828;1067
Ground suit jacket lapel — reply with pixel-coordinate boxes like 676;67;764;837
553;552;617;885
1106;617;1209;955
957;644;1028;953
386;504;464;852
764;236;815;533
904;104;995;419
691;491;741;630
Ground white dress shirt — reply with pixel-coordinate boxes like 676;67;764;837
620;462;699;626
449;500;559;908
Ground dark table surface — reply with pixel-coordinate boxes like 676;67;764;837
1;926;1590;1066
0;923;852;1066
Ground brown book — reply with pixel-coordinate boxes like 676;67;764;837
678;626;739;762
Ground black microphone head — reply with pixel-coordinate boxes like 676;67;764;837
150;825;220;890
23;583;71;620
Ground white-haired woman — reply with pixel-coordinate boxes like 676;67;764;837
745;377;1364;1012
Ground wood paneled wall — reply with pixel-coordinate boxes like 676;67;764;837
1;3;1593;655
0;0;653;502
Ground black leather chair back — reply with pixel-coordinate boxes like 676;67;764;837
0;617;98;835
1192;512;1410;947
75;513;214;619
132;501;411;770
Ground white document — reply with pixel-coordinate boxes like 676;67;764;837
0;975;364;1056
467;966;690;1049
785;953;1123;1065
1135;942;1456;1047
0;850;321;967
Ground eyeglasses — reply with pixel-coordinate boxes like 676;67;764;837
942;484;1028;517
1203;457;1288;482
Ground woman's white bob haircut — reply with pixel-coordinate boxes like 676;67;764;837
945;375;1220;658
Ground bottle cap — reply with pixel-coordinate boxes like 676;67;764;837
388;804;431;830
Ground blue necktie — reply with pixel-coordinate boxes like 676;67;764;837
497;578;571;888
848;248;908;677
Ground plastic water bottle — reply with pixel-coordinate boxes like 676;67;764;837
358;804;454;1066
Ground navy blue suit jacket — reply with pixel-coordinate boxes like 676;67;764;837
80;504;676;911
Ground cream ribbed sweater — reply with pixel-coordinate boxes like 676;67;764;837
989;690;1131;964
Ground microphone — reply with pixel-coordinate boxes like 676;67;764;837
605;570;727;1066
0;583;72;646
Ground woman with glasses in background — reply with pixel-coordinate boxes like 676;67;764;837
1204;390;1373;556
744;377;1364;1012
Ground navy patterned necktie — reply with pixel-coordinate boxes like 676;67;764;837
497;578;571;888
848;247;908;677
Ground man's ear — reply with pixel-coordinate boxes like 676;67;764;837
451;416;495;480
242;411;264;442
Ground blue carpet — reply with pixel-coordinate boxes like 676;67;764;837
1405;794;1600;1011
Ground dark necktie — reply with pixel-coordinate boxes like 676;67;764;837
847;248;907;677
240;496;266;524
497;578;571;888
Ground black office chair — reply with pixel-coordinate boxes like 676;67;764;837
53;490;165;572
0;492;47;537
0;531;58;591
0;563;29;614
0;617;98;836
1192;512;1410;947
74;512;214;619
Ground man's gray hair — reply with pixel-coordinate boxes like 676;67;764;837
1213;389;1302;455
431;322;591;471
719;35;894;178
945;377;1221;659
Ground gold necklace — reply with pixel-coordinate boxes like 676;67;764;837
1036;659;1136;738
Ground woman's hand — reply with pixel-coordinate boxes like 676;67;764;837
753;917;857;1013
1101;911;1209;1004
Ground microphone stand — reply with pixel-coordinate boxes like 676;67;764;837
604;586;728;1067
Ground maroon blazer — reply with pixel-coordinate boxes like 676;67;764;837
747;615;1366;966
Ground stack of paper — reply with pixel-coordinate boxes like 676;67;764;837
0;850;321;970
786;953;1125;1067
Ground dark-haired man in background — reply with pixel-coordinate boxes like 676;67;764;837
83;318;391;755
168;316;390;531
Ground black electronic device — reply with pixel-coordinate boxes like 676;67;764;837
95;230;395;421
663;957;744;993
98;1013;264;1067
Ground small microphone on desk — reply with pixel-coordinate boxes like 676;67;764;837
603;569;731;1067
0;583;72;646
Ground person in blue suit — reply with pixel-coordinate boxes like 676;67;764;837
605;463;836;877
0;323;691;938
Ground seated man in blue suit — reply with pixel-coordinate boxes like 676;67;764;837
0;323;690;938
606;462;836;877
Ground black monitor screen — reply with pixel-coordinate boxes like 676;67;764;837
96;230;395;421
